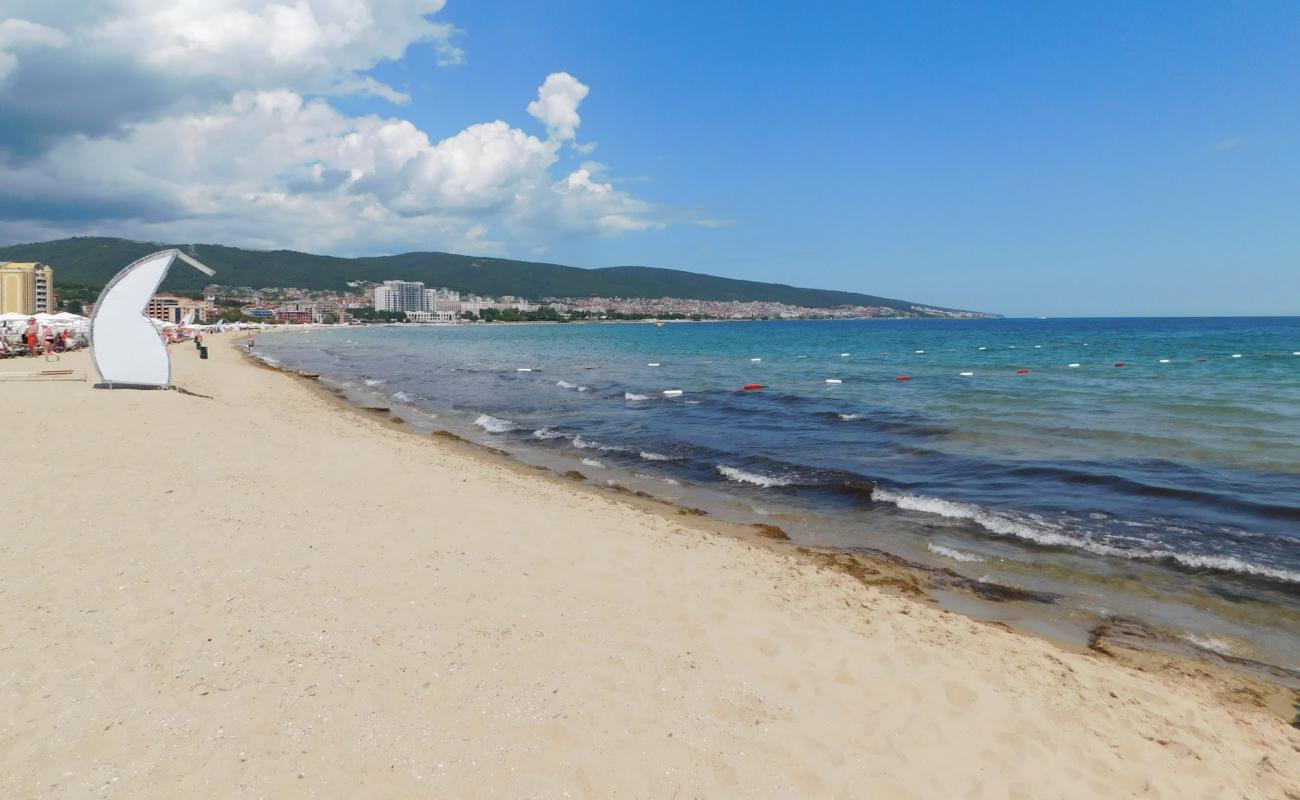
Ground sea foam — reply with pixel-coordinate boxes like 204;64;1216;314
716;465;794;487
474;414;520;433
875;487;1300;584
926;542;986;563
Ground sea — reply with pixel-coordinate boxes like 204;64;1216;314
255;317;1300;671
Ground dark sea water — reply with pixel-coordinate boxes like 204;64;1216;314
257;317;1300;669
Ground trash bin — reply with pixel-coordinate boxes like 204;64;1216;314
199;346;208;360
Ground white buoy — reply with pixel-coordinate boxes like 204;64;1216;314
647;362;660;367
978;346;987;351
1067;363;1080;368
1034;345;1042;348
825;378;842;384
915;350;926;354
662;389;683;397
751;357;762;362
796;355;808;359
1232;354;1243;359
959;371;974;377
516;367;532;372
840;353;850;357
1294;352;1300;356
1158;359;1171;364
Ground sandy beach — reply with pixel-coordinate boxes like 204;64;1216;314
1;333;1297;799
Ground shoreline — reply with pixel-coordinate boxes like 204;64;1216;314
3;332;1297;797
242;332;1300;719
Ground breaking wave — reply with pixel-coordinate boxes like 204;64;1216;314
926;542;986;563
474;414;520;434
874;487;1300;585
715;465;796;488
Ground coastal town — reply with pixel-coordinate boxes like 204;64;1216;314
2;260;994;328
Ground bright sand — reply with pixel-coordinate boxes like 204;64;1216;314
2;334;1297;798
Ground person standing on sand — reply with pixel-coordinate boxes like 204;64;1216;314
247;333;255;352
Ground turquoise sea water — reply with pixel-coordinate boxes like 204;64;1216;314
258;317;1300;669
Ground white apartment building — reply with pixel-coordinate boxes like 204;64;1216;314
374;280;427;312
406;310;459;323
426;288;462;313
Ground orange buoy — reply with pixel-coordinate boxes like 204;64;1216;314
1016;369;1030;374
742;383;766;390
896;376;912;381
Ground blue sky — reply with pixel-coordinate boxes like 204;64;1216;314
2;1;1297;316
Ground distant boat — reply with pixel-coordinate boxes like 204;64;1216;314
656;321;665;327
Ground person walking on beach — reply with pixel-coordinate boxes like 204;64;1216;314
24;318;38;356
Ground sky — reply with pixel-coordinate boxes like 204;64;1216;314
0;1;1297;317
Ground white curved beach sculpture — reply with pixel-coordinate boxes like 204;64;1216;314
90;249;215;388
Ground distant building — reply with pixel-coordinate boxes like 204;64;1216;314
274;301;315;324
0;261;55;315
147;293;211;324
406;310;458;323
374;280;427;312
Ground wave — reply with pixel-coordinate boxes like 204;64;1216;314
364;378;386;386
624;392;652;401
639;451;674;461
555;380;577;389
1004;464;1300;522
474;414;520;434
1180;633;1236;656
393;391;414;403
926;542;986;563
821;410;952;437
531;426;568;440
581;458;605;469
716;465;796;488
874;487;1300;585
573;436;628;452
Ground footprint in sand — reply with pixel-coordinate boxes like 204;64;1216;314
943;681;977;712
753;636;780;657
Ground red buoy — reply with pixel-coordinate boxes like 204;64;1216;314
1016;369;1030;374
896;376;912;381
1114;361;1126;367
742;383;766;390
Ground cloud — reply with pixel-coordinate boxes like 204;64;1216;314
1213;137;1243;151
527;71;589;141
0;1;459;154
0;79;663;253
0;3;685;254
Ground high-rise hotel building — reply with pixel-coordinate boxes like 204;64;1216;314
0;262;55;315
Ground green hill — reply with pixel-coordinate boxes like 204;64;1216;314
0;236;990;314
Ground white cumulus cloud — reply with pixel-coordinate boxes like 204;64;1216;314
0;2;690;254
527;71;589;142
